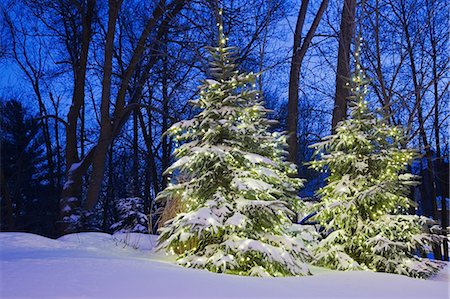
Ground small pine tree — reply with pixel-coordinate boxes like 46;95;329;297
110;197;148;233
156;18;310;277
308;41;442;278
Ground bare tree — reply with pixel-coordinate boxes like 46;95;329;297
427;0;449;261
10;0;187;233
331;0;356;130
287;0;329;164
3;10;60;230
82;0;186;215
58;0;96;233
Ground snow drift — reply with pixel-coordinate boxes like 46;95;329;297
0;232;448;298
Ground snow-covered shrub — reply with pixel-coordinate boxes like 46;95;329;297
308;43;443;278
61;203;98;233
110;197;148;233
156;25;310;277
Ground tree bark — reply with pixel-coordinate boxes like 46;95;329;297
161;31;170;189
103;143;114;231
139;107;160;197
331;0;356;131
287;0;328;164
85;0;122;210
59;0;96;234
132;109;139;197
49;92;63;191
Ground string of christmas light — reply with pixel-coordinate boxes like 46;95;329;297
156;8;310;277
308;38;442;278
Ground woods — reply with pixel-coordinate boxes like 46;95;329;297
1;0;448;264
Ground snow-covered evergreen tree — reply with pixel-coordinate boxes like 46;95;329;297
156;17;310;277
309;41;442;278
110;197;148;233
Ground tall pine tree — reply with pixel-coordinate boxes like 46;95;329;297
309;40;442;278
156;13;310;277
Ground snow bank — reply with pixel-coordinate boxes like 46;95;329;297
0;232;448;299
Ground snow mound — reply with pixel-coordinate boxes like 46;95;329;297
58;232;114;246
0;232;68;249
0;232;448;299
56;232;158;251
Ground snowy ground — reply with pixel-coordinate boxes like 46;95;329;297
0;232;448;299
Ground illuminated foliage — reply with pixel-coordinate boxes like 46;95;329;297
156;17;310;277
309;41;442;279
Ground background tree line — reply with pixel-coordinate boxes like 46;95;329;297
0;0;448;259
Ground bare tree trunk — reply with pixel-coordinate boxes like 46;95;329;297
84;0;186;211
287;0;328;164
400;0;441;260
371;0;394;123
49;93;62;190
139;108;160;197
144;161;151;215
80;102;86;163
35;88;56;191
138;104;159;233
60;0;96;234
49;92;63;233
103;143;114;231
161;32;170;189
132;109;139;197
331;0;356;131
64;0;95;169
428;0;448;261
85;0;122;210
